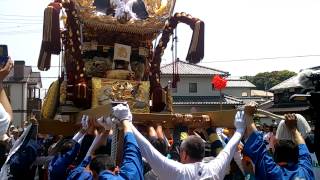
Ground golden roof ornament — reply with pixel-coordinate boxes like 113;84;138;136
74;0;176;35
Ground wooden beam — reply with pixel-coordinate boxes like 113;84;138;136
38;120;81;136
39;109;238;135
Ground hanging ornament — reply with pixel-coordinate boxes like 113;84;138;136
211;75;227;90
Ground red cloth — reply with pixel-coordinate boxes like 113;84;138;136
211;75;227;90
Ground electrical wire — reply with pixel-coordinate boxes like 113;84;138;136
0;25;36;31
0;13;42;18
0;18;42;21
0;22;42;25
0;30;41;35
200;54;320;63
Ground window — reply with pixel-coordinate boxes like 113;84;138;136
242;92;248;97
189;83;197;93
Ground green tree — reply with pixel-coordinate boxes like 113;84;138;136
241;70;297;90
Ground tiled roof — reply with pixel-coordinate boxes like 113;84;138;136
260;101;309;113
226;78;256;88
161;60;229;76
28;72;42;88
3;65;42;87
269;76;302;91
237;97;267;104
267;106;309;113
270;66;320;91
172;96;243;105
3;66;32;83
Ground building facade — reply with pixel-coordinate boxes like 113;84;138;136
256;74;312;126
3;61;42;127
160;60;258;113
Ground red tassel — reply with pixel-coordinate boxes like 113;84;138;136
37;3;62;71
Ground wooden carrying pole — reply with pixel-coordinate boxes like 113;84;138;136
39;107;285;135
39;109;237;135
38;106;284;166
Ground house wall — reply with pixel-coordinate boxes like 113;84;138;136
161;76;220;96
223;87;252;98
172;104;235;113
161;76;252;98
9;83;27;127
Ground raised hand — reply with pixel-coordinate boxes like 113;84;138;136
0;58;14;81
244;101;258;116
234;111;246;132
112;103;132;122
96;116;113;130
81;115;89;130
284;113;297;130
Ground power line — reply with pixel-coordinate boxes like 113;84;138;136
0;30;42;35
0;18;42;22
0;25;34;30
0;13;42;18
200;54;320;63
0;22;42;25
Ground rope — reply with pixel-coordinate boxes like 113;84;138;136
110;123;118;166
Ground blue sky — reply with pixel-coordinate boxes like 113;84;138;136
1;0;320;91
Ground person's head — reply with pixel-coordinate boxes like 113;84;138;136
150;138;167;156
268;126;273;133
256;124;261;131
50;139;76;155
90;155;118;179
179;135;205;164
9;125;15;132
274;140;298;165
272;126;277;134
12;128;19;139
61;140;76;154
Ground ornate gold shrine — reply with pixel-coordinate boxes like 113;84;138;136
76;0;176;34
92;78;150;113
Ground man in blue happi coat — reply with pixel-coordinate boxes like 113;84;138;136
243;102;314;180
68;103;143;180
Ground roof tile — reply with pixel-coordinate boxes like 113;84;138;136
161;60;229;76
172;96;243;105
226;79;256;88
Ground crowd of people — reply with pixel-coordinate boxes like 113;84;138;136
0;59;317;180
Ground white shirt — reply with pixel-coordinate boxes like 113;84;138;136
131;124;244;180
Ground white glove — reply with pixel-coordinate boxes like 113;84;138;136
81;115;89;130
96;116;113;130
234;111;246;132
112;103;132;122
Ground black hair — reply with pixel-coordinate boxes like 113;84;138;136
206;127;215;136
90;155;115;174
269;126;274;132
149;137;167;156
274;140;298;164
60;139;76;155
180;135;205;161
